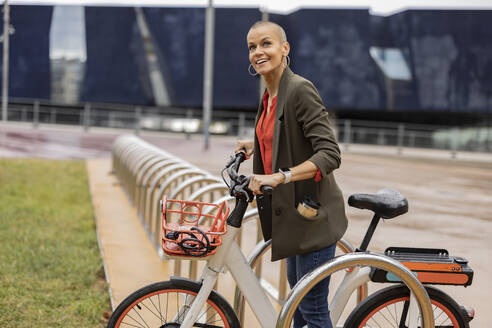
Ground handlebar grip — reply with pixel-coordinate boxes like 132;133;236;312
260;185;273;195
236;148;251;160
237;151;247;161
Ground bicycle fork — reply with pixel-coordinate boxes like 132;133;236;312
178;266;220;328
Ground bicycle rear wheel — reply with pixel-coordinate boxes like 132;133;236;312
344;285;469;328
107;278;240;328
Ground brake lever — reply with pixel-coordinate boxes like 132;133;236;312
231;175;254;202
226;150;247;169
225;154;236;169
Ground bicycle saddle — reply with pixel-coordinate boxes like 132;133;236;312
348;188;408;219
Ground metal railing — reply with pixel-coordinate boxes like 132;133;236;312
5;99;491;153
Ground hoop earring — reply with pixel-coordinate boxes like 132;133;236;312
248;64;259;76
285;55;291;67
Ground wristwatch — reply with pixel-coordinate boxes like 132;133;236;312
279;168;292;184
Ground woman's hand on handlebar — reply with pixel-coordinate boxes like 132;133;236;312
249;173;284;195
235;139;254;158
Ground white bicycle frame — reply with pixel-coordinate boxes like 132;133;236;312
173;223;422;328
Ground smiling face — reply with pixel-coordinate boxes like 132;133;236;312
247;22;290;78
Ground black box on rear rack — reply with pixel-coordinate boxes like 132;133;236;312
371;247;473;286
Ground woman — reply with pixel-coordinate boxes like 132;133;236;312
235;21;348;328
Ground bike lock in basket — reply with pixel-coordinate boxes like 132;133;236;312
161;196;229;258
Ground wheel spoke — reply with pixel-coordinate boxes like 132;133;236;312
383;303;396;325
368;316;384;328
392;301;398;326
158;292;163;325
377;304;397;327
121;312;148;328
347;286;464;328
119;320;147;328
131;307;152;328
433;304;447;325
139;299;163;322
196;303;213;323
165;291;169;323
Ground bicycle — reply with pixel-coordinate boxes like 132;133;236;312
106;151;474;328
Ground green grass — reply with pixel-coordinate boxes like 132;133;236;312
0;159;110;327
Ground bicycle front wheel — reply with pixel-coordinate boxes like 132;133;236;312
344;285;469;328
107;278;240;328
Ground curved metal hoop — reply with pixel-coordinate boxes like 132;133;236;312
248;63;259;76
285;55;291;67
276;253;435;328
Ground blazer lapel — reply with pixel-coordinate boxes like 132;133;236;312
253;89;266;174
271;67;293;171
254;90;266;128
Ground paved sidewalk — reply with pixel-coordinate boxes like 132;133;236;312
86;158;170;309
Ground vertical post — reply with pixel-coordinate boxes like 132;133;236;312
279;260;288;302
84;103;90;131
33;100;39;128
174;260;181;277
258;9;269;102
237;112;245;138
343;119;351;149
409;132;416;148
255;218;263;278
108;111;115;128
2;0;10;122
487;123;491;152
202;0;215;150
450;128;458;159
21;106;26;122
397;123;404;155
474;126;480;152
50;108;56;124
134;106;141;135
190;261;198;281
185;108;192;140
377;130;385;145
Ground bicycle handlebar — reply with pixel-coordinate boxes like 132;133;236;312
260;185;273;195
225;151;273;202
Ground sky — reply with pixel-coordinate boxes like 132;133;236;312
8;0;492;15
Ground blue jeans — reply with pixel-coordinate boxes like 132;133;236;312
286;242;337;328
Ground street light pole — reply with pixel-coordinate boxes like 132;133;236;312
2;0;10;122
259;7;268;102
203;0;215;150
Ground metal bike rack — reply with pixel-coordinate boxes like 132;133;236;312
276;253;435;328
186;183;230;203
111;135;375;324
137;159;180;216
139;159;182;222
128;152;162;202
153;169;208;221
144;163;194;233
168;175;223;200
134;157;174;206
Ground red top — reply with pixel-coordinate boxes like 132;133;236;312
256;92;277;174
256;91;322;181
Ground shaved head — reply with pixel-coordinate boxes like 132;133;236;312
248;21;287;43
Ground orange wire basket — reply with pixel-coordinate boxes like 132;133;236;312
161;196;229;258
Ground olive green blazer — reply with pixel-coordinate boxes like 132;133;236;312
253;67;348;261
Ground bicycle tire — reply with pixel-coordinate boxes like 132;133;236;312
107;277;240;328
344;284;469;328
